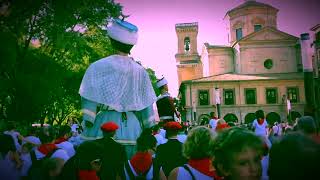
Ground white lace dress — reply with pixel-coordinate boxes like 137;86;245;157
79;55;157;152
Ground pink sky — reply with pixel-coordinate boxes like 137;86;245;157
116;0;320;97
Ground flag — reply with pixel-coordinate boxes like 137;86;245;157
215;88;221;105
286;99;291;114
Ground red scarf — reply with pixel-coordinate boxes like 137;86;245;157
38;143;57;155
258;119;265;125
130;152;153;175
216;123;230;131
78;170;99;180
54;137;68;144
188;158;221;179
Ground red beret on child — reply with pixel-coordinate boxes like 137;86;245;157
164;121;182;131
101;122;119;132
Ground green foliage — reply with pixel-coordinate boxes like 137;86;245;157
146;68;160;96
0;0;122;125
0;0;160;126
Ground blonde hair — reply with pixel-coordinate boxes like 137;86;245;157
183;126;215;159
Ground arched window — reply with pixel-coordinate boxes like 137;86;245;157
198;114;211;125
223;113;238;123
245;113;256;124
266;112;281;125
184;37;190;52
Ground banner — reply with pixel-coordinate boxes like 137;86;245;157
215;88;221;105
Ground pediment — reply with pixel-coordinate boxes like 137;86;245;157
240;27;298;42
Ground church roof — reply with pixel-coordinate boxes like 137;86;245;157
310;24;320;31
233;26;299;46
226;0;278;16
184;72;303;83
204;43;232;49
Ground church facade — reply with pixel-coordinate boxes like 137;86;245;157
176;0;305;124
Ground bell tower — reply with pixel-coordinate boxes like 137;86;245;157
175;22;203;85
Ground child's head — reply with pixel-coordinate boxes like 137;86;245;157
42;158;65;177
77;141;103;171
211;127;263;180
136;129;157;154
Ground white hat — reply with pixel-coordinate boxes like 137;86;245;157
156;77;168;88
107;19;138;45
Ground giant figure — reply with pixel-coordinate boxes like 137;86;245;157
79;18;156;156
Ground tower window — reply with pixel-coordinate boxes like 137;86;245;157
254;24;262;32
236;28;243;41
184;37;190;52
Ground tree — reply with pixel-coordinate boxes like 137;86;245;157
0;0;122;125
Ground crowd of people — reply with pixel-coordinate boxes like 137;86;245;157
1;111;320;180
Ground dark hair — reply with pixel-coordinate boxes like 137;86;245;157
28;126;38;136
183;126;214;159
152;125;160;132
211;127;263;176
109;38;134;54
297;116;317;135
77;141;103;170
158;85;167;91
39;127;56;143
42;158;63;178
58;125;71;138
210;112;215;118
0;134;16;157
136;130;157;152
269;132;320;180
255;110;265;119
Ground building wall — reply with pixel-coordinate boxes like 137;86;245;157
207;48;234;76
239;44;298;74
183;79;305;123
177;64;203;85
229;7;277;44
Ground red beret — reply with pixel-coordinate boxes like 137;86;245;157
100;122;119;132
164;121;182;131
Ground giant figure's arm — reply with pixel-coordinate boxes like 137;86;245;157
81;97;98;126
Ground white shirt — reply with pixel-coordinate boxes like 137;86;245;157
23;136;41;146
35;148;70;162
4;131;21;150
177;134;187;144
209;119;217;131
124;160;154;180
177;165;213;180
56;141;75;158
154;134;167;146
272;125;282;136
252;119;268;137
159;129;166;138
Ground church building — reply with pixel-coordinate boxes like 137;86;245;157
176;0;305;124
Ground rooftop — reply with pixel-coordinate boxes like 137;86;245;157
226;0;278;16
184;72;304;83
175;22;198;28
204;43;232;49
